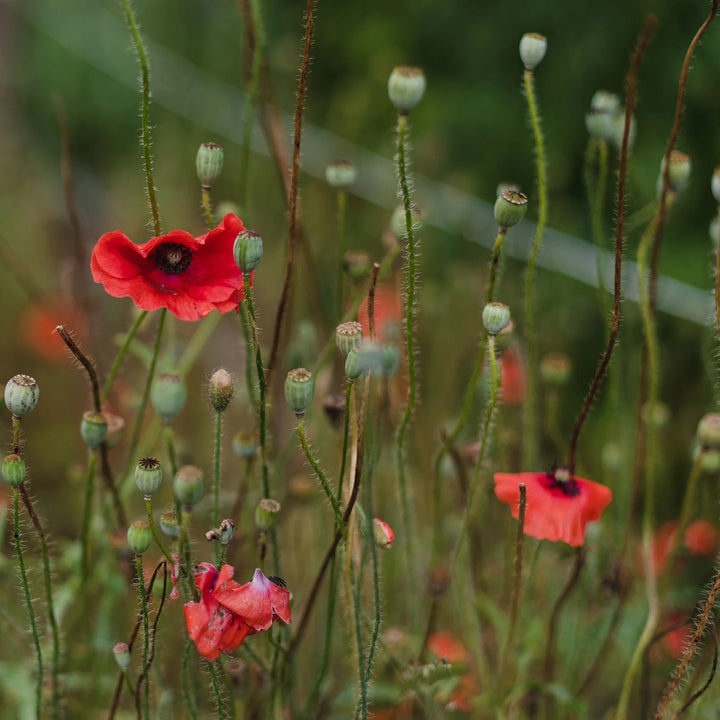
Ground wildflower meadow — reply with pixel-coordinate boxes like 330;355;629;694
4;0;720;718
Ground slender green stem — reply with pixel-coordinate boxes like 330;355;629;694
351;545;366;720
521;68;547;470
163;425;179;477
19;485;60;719
14;488;43;720
81;450;98;579
395;112;418;588
101;311;148;403
297;417;343;526
213;411;222;566
145;497;175;564
202;188;215;229
123;308;167;494
120;0;160;235
238;302;258;407
486;229;507;306
336;189;347;315
135;555;150;719
182;638;200;720
207;661;226;719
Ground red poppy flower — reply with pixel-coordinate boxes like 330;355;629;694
20;299;88;363
494;469;612;547
643;519;719;575
91;213;248;321
358;281;402;342
183;563;291;662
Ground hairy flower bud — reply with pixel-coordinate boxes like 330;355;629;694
209;368;234;413
373;518;395;549
113;643;130;671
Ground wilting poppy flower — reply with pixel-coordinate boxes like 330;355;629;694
91;213;248;321
183;563;291;661
358;281;402;342
494;469;612;547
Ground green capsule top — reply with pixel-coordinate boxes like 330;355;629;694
482;303;511;336
285;368;315;415
127;520;153;555
325;160;357;189
174;465;205;508
336;321;364;358
4;374;39;417
494;189;528;230
2;453;26;487
135;457;163;497
151;374;187;423
233;230;264;274
388;66;426;114
196;142;224;189
81;411;108;449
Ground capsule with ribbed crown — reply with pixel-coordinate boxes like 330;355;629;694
233;230;263;275
494;190;528;230
81;411;108;449
196;142;224;189
285;368;315;416
388;66;426;114
135;457;163;497
4;375;39;417
127;520;152;554
519;33;547;70
151;374;187;423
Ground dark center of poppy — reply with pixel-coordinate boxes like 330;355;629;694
154;243;192;275
544;468;581;497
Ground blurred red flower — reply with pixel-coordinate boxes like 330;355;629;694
20;299;87;363
91;213;248;321
184;563;291;661
645;519;719;575
358;281;402;342
500;346;526;406
427;631;477;713
494;469;612;547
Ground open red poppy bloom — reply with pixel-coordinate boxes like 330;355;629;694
183;564;291;662
91;213;248;321
494;469;612;547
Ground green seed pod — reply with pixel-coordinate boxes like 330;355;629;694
482;303;511;336
127;520;152;555
255;498;281;532
209;368;234;413
345;340;383;380
232;431;257;459
519;33;547;70
659;151;691;196
494;189;528;230
173;465;205;508
697;413;720;450
2;453;26;487
135;457;163;497
151;374;187;423
4;374;39;417
379;343;400;378
81;411;108;449
540;352;571;386
388;66;426;114
159;508;180;538
233;229;263;274
585;91;621;141
336;321;364;358
113;643;130;671
325;160;357;189
390;204;424;239
285;368;315;415
196;142;224;189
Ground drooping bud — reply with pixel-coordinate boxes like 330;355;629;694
482;303;511;336
494;190;528;230
2;453;26;487
4;375;39;417
697;413;720;450
81;411;108;449
196;142;224;189
160;508;180;538
127;520;152;554
209;368;234;413
205;518;236;544
113;643;130;671
151;374;187;423
173;465;205;508
135;457;163;497
519;33;547;70
387;66;426;114
540;352;571;386
390;204;424;239
325;160;357;189
233;230;263;275
336;321;364;358
285;368;315;416
373;518;395;549
255;498;281;532
659;151;691;196
232;431;257;459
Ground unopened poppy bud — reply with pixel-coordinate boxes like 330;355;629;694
151;374;187;423
482;303;511;336
336;321;364;358
390;204;424;239
173;465;204;508
697;413;720;449
160;508;180;537
323;393;346;431
4;374;39;417
325;160;357;189
343;251;371;282
81;411;108;449
380;343;400;378
540;352;571;386
659;151;691;195
388;66;426;114
206;518;235;544
113;642;130;671
196;142;224;189
255;498;281;531
494;189;528;230
232;431;257;459
373;518;395;549
104;413;125;448
519;33;547;70
2;453;26;487
135;457;162;497
712;167;720;204
233;229;263;274
209;368;234;413
285;368;315;415
127;520;152;554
